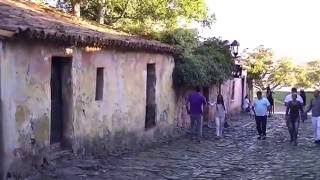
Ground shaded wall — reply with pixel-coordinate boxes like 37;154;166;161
0;40;4;180
1;40;176;174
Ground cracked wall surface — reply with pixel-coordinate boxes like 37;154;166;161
1;40;176;176
0;40;4;180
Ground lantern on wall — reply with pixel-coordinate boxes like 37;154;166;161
230;40;242;78
230;40;240;58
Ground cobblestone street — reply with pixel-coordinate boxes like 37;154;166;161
31;115;320;180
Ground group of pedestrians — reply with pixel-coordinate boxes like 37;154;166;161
252;87;320;146
186;86;320;146
186;86;227;141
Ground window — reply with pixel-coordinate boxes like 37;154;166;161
95;67;104;101
145;64;156;129
231;80;235;100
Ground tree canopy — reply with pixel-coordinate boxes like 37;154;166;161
157;29;234;88
54;0;214;35
299;60;320;89
244;46;297;91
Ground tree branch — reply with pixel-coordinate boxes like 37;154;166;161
108;0;131;24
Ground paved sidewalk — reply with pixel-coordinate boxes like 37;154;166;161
30;115;320;180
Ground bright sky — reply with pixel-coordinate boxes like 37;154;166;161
202;0;320;63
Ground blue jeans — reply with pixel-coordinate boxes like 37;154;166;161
255;116;267;136
190;114;203;139
288;117;300;142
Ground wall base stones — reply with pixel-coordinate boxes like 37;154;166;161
74;125;183;157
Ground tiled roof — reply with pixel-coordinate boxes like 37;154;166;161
0;0;175;54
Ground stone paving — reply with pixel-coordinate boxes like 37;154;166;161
30;114;320;180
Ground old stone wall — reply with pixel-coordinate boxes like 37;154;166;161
1;41;63;178
72;48;177;155
1;40;177;176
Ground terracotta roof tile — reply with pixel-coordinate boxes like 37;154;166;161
0;0;176;54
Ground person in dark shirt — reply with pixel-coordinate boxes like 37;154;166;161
285;93;304;146
300;89;307;106
299;89;307;122
186;86;207;141
266;86;274;117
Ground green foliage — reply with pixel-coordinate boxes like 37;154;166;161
153;28;200;55
294;67;312;88
304;60;320;88
171;36;234;88
245;46;297;90
292;60;320;89
55;0;213;35
154;29;234;88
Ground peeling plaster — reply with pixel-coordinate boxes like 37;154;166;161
1;40;179;174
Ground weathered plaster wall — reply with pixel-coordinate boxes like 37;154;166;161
0;40;4;179
72;49;176;155
1;41;65;176
1;40;177;174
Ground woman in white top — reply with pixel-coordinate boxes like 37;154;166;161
243;95;250;113
209;94;227;137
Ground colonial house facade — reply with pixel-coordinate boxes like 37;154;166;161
0;0;178;176
0;0;247;178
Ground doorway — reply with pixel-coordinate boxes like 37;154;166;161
145;63;156;129
50;57;72;146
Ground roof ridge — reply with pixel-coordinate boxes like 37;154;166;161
3;0;130;36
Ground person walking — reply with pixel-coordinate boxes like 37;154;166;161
285;93;304;145
266;86;274;117
305;90;320;144
300;89;307;122
252;91;271;140
209;94;227;137
186;86;207;141
284;87;304;106
243;95;251;113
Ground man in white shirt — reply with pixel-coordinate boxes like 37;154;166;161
284;87;304;106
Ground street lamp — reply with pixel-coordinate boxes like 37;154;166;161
230;40;242;78
230;40;240;58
